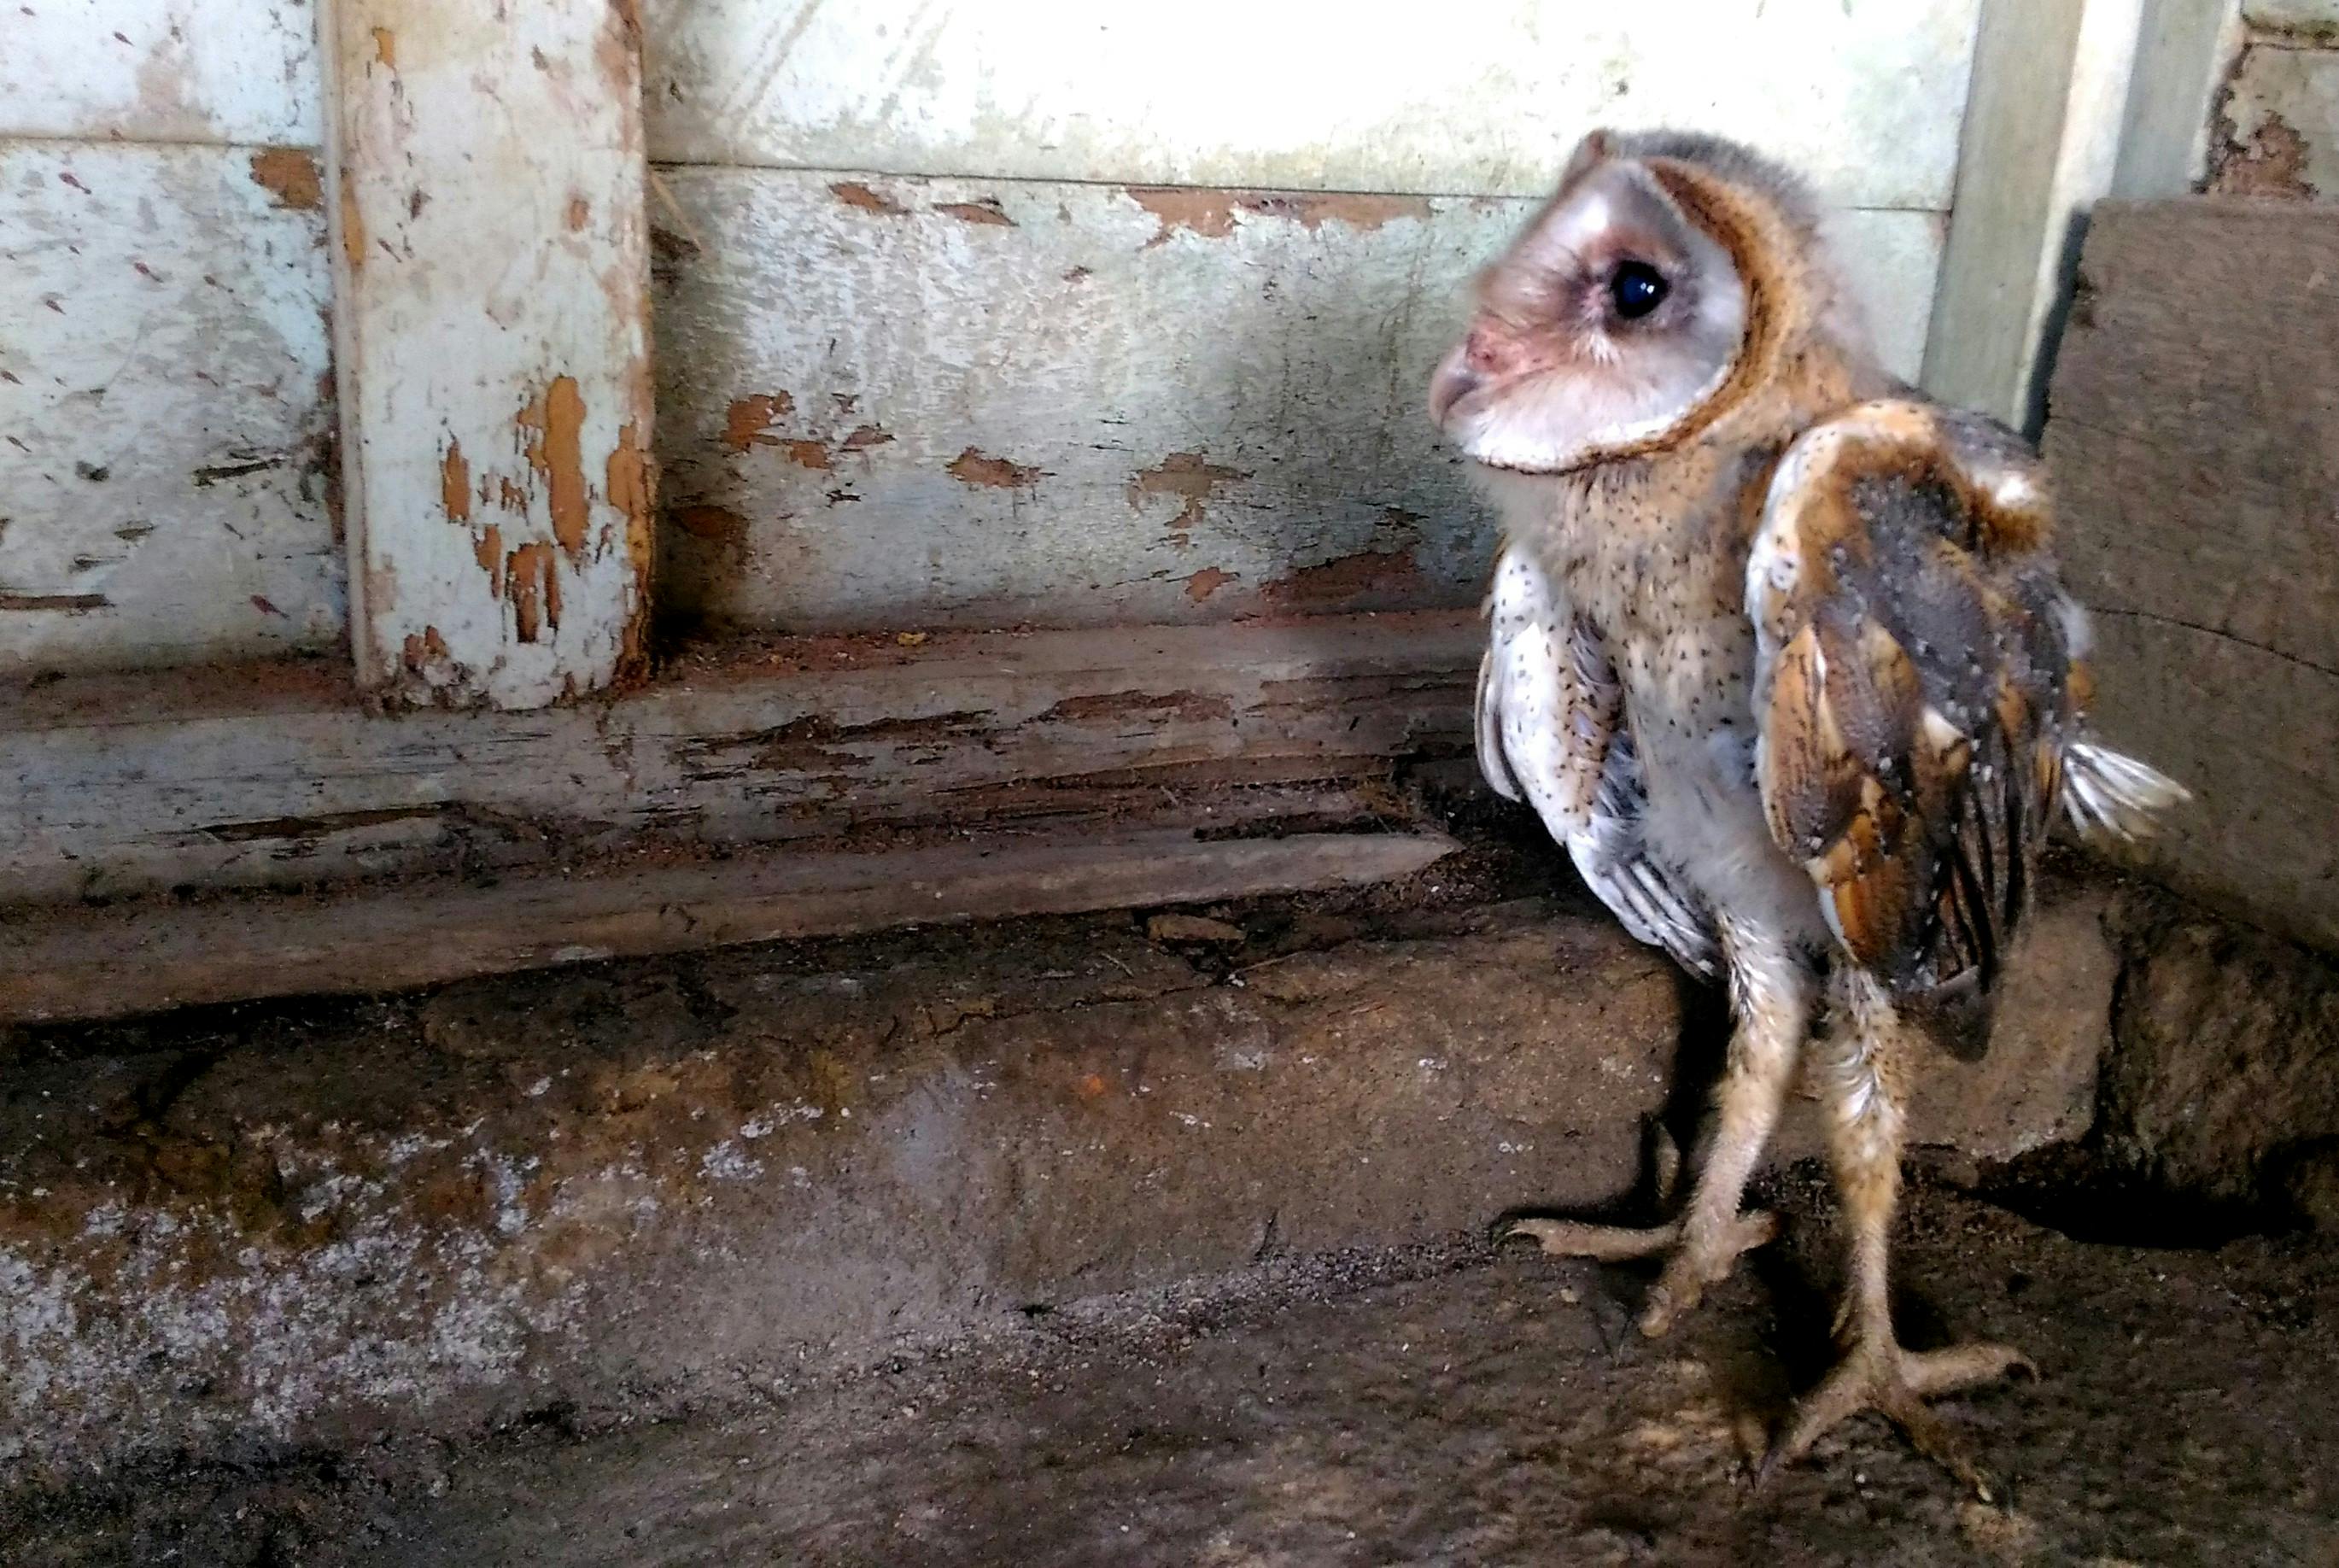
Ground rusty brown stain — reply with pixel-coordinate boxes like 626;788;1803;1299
607;418;654;587
1184;566;1237;602
1129;188;1240;247
1128;452;1248;535
371;26;396;68
475;523;506;597
338;183;365;272
401;625;449;671
675;504;747;542
947;448;1044;489
1238;192;1431;233
722;392;792;451
1260;547;1420;609
497;476;528;512
440;441;471;524
2208;104;2319;199
830;181;907;216
840;424;895;452
518;377;590;559
247;148;322;211
1129;187;1431;246
781;439;835;471
936;197;1015;227
566;195;592;231
507;541;559;642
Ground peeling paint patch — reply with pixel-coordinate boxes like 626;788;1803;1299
1127;187;1431;247
248;148;323;211
0;594;111;612
1129;187;1239;246
475;524;506;596
840;424;894;452
518;377;590;559
567;195;592;231
2211;105;2319;198
441;442;471;523
507;541;559;642
606;419;653;561
1184;567;1237;602
371;26;397;68
722;392;792;452
947;448;1044;489
781;439;835;471
338;182;366;271
1128;452;1248;538
830;181;906;215
935;197;1014;227
1260;547;1420;609
401;623;450;672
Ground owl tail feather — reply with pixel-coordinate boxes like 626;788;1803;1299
2061;740;2190;842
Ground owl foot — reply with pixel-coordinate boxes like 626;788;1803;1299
1759;1337;2038;1501
1499;1209;1777;1336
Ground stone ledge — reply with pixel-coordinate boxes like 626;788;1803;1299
0;885;2113;1477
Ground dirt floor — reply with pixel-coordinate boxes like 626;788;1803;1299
12;1172;2335;1567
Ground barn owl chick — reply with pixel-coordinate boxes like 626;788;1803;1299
1431;129;2185;1493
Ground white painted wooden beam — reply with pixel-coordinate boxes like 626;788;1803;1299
321;0;656;709
1921;0;2149;433
2111;0;2246;196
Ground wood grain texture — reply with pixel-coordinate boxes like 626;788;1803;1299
0;0;320;144
322;0;654;709
0;613;1481;905
2044;197;2339;951
640;0;1983;210
652;169;1941;634
0;828;1457;1024
0;141;342;676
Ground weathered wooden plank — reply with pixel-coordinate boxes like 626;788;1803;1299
0;141;341;676
2045;198;2339;952
0;827;1458;1024
651;169;1941;634
322;0;654;708
1921;0;2142;433
640;0;1984;211
0;612;1482;904
0;0;320;145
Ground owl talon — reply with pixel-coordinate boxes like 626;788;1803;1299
1760;1337;2036;1499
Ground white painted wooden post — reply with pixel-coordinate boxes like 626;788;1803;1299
320;0;655;709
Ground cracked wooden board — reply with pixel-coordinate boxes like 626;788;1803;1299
652;168;1943;634
0;141;341;676
641;0;1983;211
0;612;1481;904
2044;198;2339;953
322;0;655;708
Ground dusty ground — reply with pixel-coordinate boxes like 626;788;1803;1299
11;1174;2335;1567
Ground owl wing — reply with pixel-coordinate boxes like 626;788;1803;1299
1480;543;1721;980
1747;401;2078;1058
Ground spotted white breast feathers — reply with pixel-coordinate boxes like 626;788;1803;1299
1476;545;1722;979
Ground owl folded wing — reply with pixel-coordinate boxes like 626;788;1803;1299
1479;543;1722;980
1745;400;2091;1058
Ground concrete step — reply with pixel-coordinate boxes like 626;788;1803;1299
0;878;2114;1478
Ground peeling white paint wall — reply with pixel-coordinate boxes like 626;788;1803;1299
0;3;336;676
646;0;1983;632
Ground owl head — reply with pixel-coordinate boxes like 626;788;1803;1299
1429;130;1863;473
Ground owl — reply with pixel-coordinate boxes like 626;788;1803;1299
1429;129;2185;1495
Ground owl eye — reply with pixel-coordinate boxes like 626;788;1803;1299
1609;261;1669;320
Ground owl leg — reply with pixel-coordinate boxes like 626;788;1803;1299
1762;973;2036;1499
1506;920;1807;1337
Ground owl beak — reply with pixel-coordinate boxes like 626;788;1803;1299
1428;342;1482;429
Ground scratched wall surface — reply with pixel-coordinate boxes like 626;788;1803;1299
0;3;337;676
654;172;1943;631
644;0;1978;633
